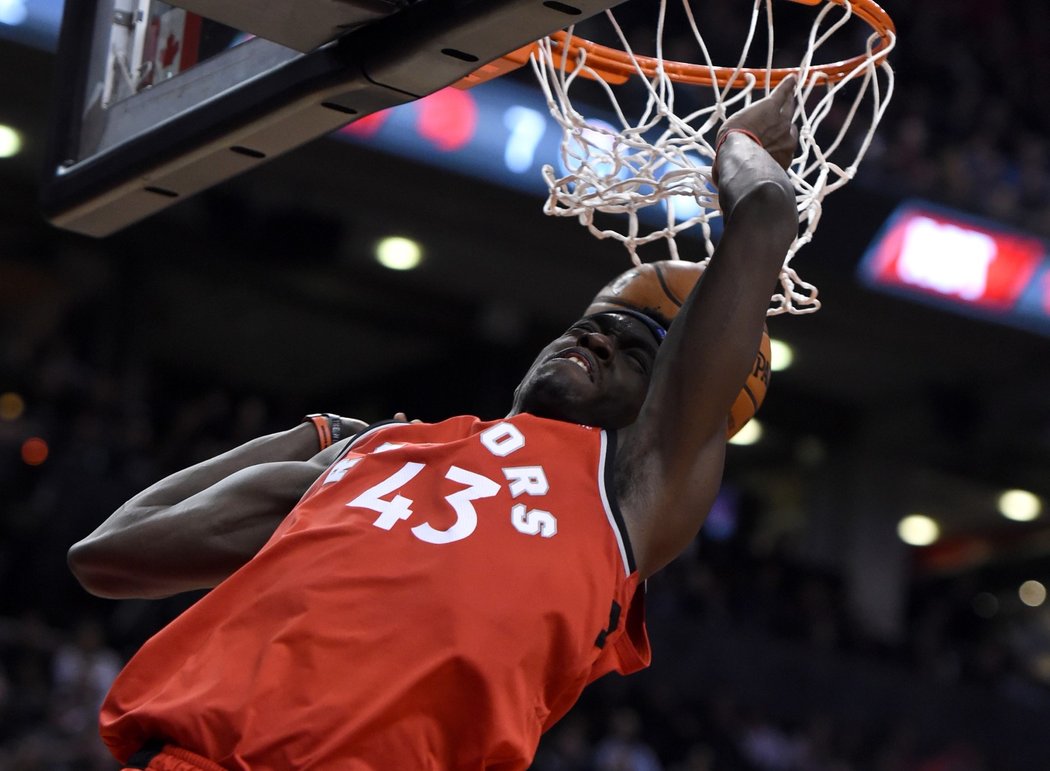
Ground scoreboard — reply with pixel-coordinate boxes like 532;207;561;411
860;201;1050;337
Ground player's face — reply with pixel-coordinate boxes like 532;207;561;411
511;312;660;429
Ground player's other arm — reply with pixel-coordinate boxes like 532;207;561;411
68;418;363;599
619;78;799;579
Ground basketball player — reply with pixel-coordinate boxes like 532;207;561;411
68;77;799;770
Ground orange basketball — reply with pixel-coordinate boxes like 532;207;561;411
584;260;771;439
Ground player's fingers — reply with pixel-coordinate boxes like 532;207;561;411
772;74;797;112
394;412;408;422
774;74;797;98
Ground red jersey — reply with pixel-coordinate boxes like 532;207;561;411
101;414;650;769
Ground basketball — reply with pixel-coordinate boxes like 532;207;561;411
584;260;771;438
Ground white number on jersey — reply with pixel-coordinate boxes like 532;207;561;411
411;466;500;544
348;462;500;544
347;461;425;530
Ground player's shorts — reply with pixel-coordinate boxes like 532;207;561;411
122;743;224;771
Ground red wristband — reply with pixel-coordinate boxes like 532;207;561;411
715;127;763;154
303;413;343;450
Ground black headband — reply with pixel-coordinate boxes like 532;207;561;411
586;309;667;343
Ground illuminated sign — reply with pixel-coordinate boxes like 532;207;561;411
860;201;1050;336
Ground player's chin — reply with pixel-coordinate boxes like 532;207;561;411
524;389;634;429
534;403;594;426
519;379;599;425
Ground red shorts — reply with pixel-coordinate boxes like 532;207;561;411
122;745;224;771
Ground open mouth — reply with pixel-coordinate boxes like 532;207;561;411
555;350;595;379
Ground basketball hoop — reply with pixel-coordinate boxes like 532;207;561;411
536;0;894;88
465;0;896;315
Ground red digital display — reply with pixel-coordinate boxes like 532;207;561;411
864;207;1045;312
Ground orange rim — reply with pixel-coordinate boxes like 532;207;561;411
456;0;894;89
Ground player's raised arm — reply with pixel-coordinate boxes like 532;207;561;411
617;78;799;578
68;415;364;599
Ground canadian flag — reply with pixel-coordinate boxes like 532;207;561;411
152;7;201;82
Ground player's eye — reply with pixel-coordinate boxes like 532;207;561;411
626;351;650;374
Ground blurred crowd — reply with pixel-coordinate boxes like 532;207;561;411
4;0;1050;768
863;2;1050;238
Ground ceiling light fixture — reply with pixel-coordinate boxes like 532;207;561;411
897;513;940;546
375;236;423;271
998;489;1041;522
769;338;794;372
0;124;23;158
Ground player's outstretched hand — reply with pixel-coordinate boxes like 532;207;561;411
716;75;799;171
393;412;423;424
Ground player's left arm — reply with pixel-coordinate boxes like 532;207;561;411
68;419;364;599
617;78;799;579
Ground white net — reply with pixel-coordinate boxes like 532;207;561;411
531;0;896;315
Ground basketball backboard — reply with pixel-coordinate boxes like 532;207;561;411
41;0;623;237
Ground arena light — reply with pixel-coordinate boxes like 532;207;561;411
0;391;25;420
375;236;422;271
769;338;794;372
21;436;48;466
728;419;763;446
897;513;940;546
0;124;22;158
998;489;1042;522
0;0;28;26
1019;580;1047;608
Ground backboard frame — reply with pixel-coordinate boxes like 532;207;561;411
41;0;623;237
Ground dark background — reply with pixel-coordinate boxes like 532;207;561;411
2;2;1050;768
